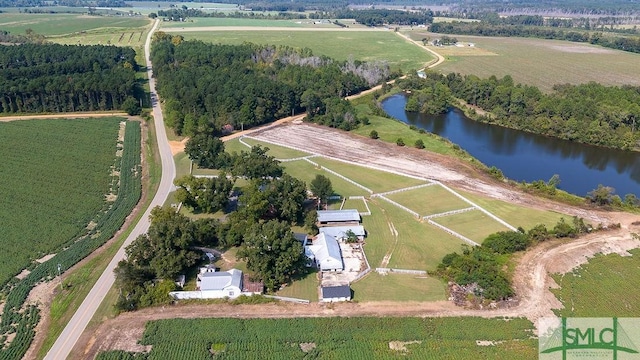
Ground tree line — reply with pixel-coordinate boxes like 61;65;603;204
156;8;305;21
396;72;640;150
114;140;336;310
430;22;640;54
330;9;433;26
0;43;140;114
151;34;388;136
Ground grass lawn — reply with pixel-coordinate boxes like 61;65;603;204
406;31;640;91
359;200;394;268
177;30;432;73
385;184;470;216
223;137;251;154
432;210;511;244
551;248;640;317
174;152;192;178
372;200;464;271
242;137;310;159
160;18;307;28
312;157;426;193
214;247;248;274
276;270;318;301
457;189;569;230
282;160;370;197
341;198;369;213
351;272;446;301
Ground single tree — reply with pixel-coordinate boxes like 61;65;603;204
396;138;405;146
310;174;333;209
369;129;379;139
122;96;141;116
414;139;425;149
587;184;615;206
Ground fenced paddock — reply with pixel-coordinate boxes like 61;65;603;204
384;185;470;217
431;210;511;244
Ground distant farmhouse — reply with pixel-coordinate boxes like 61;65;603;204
169;266;263;300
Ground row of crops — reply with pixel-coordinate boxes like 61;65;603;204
97;317;538;359
0;119;142;360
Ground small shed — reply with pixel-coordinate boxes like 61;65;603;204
317;209;361;226
321;285;352;302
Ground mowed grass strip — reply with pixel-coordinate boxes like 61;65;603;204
456;189;569;230
0;13;149;36
407;31;640;91
341;198;369;213
312;157;426;193
0;118;121;287
351;272;446;301
282;160;370;197
242;137;310;159
385;184;470;216
551;248;640;317
371;200;464;271
359;200;395;268
178;30;432;72
432;210;511;244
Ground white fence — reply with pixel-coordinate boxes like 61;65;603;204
374;182;435;197
351;244;372;283
375;195;420;218
375;268;427;275
427;219;479;246
423;206;477;220
263;295;310;304
345;196;371;216
304;158;373;194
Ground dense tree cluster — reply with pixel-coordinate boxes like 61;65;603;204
333;9;433;26
397;72;640;150
151;35;386;136
0;43;139;113
437;217;589;301
430;22;640;54
114;207;222;311
174;175;234;214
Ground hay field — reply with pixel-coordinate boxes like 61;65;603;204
406;31;640;91
175;30;433;72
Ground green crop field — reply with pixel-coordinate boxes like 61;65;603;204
0;118;122;288
405;31;640;92
175;30;433;72
432;210;512;243
0;13;149;36
551;248;640;317
385;184;470;216
97;317;537;359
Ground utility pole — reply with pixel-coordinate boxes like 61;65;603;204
57;263;62;289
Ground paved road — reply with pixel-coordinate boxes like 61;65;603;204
44;19;175;360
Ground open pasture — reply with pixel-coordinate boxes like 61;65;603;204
98;317;537;359
160;17;307;28
406;31;640;91
351;272;446;301
341;197;369;213
385;184;470;216
283;160;370;197
312;157;426;193
432;210;511;243
551;248;640;317
0;118;121;287
0;13;149;36
175;29;433;72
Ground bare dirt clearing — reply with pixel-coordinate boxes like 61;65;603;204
75;122;640;359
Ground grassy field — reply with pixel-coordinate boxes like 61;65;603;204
351;272;446;301
0;118;122;288
282;160;371;197
242;137;310;159
97;317;537;359
457;189;569;230
312;157;426;193
160;18;307;28
0;13;149;36
385;184;470;216
405;30;640;91
432;210;511;243
551;248;640;317
341;198;369;213
176;30;433;72
276;270;318;301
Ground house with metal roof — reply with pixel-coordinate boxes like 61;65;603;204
321;285;352;302
316;209;361;226
199;268;243;298
305;233;343;272
319;225;365;242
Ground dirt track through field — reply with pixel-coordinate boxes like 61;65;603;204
75;122;640;358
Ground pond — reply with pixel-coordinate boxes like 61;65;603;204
382;94;640;198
